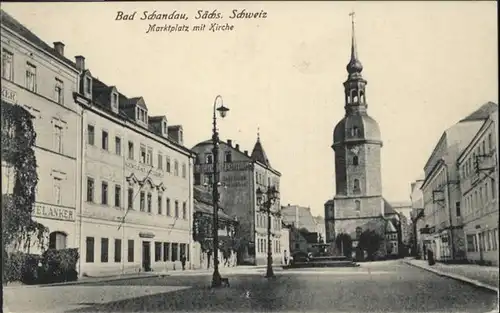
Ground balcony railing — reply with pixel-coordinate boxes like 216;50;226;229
194;161;253;173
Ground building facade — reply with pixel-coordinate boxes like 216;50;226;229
192;186;238;269
192;136;282;265
73;57;194;276
1;10;81;253
391;201;412;221
421;108;491;262
409;179;426;257
324;19;392;259
457;110;499;265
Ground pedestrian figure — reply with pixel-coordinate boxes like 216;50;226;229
284;250;288;265
207;250;212;269
427;249;435;266
181;253;187;271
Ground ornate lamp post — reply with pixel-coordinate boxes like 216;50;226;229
256;185;280;278
210;95;229;288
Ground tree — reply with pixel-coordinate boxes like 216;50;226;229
335;233;352;258
1;102;47;254
358;229;383;261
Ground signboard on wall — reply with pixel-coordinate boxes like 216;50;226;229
33;202;75;222
125;161;163;178
1;86;17;104
221;172;249;188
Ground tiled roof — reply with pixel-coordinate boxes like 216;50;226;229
385;220;397;233
460;102;498;122
1;9;76;69
251;137;271;167
194;200;232;221
281;205;318;232
383;198;397;215
193;186;235;221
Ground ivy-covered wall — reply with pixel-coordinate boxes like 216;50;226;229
1;101;47;254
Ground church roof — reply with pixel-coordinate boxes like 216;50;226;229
251;136;271;167
333;114;382;146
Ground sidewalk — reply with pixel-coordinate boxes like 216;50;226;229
404;258;499;293
3;265;283;288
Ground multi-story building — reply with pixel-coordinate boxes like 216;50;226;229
73;56;195;276
192;136;282;265
391;201;412;221
457;108;499;265
192;185;238;269
421;102;497;262
409;179;425;257
282;205;317;231
1;10;81;253
281;205;326;243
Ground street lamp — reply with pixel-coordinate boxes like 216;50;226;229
211;95;229;288
256;185;280;278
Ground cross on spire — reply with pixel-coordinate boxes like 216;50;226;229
349;11;356;25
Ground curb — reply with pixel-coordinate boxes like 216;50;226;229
3;274;158;289
403;261;499;293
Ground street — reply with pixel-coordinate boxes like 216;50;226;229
3;260;498;313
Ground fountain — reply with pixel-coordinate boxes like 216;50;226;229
284;242;359;269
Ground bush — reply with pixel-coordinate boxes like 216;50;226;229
41;248;79;283
3;252;42;284
3;248;79;285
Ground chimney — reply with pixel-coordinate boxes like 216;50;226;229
244;150;248;155
53;42;65;56
235;144;240;151
227;140;232;147
75;55;85;71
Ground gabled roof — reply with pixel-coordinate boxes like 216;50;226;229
251;137;271;167
460;102;498;122
0;9;77;70
385;220;397;233
383;198;397;215
281;205;318;232
122;97;147;109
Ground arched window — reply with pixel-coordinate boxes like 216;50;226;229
360;91;365;103
353;179;360;193
353;156;359;166
351;127;359;137
49;231;67;250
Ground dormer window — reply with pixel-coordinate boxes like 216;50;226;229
162;121;167;135
85;76;92;96
136;108;148;124
111;92;119;113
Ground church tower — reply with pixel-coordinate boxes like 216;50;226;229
324;13;386;256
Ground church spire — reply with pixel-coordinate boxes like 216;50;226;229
346;11;363;76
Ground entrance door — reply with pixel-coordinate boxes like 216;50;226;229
142;241;151;272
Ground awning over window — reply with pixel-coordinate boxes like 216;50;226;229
194;200;233;221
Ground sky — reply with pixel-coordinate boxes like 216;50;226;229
2;1;497;217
